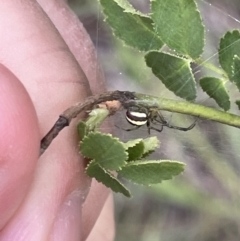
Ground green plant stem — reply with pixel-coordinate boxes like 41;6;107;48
131;93;240;129
40;90;240;155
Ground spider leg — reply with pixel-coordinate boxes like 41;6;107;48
147;120;164;133
157;110;168;124
147;120;150;134
149;125;164;133
164;121;196;131
151;111;168;125
154;110;196;132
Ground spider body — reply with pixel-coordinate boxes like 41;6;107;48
124;106;195;134
126;109;148;126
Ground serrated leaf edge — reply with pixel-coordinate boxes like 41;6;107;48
118;160;185;186
86;160;131;197
99;0;163;51
80;131;128;170
150;0;205;59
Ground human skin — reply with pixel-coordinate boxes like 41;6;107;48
0;1;114;241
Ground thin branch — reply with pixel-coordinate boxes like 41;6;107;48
40;91;240;155
132;93;240;128
40;90;136;155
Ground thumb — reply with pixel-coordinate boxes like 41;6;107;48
0;64;39;229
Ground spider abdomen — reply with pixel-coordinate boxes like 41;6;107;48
126;110;148;126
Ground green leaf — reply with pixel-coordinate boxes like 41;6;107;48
118;160;185;185
126;141;145;161
199;77;230;111
80;132;128;170
86;161;131;197
123;137;160;161
145;51;196;101
236;100;240;110
77;121;88;140
100;0;163;51
219;30;240;80
77;108;109;139
107;0;146;17
123;139;143;149
142;136;160;158
86;108;110;129
151;0;204;59
123;139;145;161
232;55;240;91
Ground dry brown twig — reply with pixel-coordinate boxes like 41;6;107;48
40;90;136;155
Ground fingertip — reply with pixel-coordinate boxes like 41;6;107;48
0;64;40;228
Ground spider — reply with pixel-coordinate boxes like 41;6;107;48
122;106;196;134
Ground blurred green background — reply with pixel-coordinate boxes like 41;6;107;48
69;1;240;240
